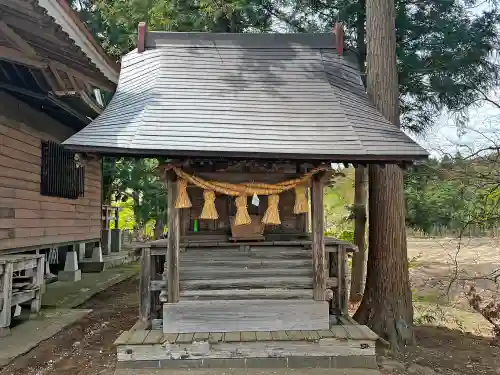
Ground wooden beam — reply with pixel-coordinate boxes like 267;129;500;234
29;69;50;91
49;63;66;89
50;61;114;92
66;71;79;90
311;172;326;301
0;46;47;68
167;171;180;303
40;69;60;91
0;21;38;56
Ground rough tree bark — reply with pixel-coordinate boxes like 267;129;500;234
350;0;369;303
353;0;414;349
350;167;368;302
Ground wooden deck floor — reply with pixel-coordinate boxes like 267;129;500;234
115;319;378;346
114;318;379;370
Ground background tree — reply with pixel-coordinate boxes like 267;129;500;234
352;0;414;349
105;158;167;239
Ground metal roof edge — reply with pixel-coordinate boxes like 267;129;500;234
61;143;429;162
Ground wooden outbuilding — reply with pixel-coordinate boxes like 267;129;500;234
63;25;428;369
0;0;118;305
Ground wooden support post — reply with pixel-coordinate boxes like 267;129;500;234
337;245;346;314
139;247;152;326
30;255;44;314
311;172;326;301
0;262;13;337
167;172;180;303
114;207;119;228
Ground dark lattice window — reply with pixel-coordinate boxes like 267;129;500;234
40;141;85;199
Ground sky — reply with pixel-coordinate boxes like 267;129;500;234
407;100;500;158
407;2;500;158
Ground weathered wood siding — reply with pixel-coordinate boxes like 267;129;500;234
179;245;314;301
0;93;101;252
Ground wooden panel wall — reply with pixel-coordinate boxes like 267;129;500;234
179;245;314;301
0;93;101;252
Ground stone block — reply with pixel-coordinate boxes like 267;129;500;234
159;359;203;369
245;357;288;368
116;360;160;369
58;269;82;282
101;229;111;255
111;229;122;253
91;245;104;262
80;262;105;273
64;251;79;272
201;359;246;368
287;356;331;368
333;355;378;369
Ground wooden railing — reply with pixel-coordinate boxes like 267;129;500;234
138;238;354;329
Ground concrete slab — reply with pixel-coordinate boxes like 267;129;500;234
42;263;139;309
114;369;382;375
103;250;139;269
0;309;92;367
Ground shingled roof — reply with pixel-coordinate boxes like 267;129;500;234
62;31;428;161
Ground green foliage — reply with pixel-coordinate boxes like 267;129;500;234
71;0;272;60
103;157;167;233
72;0;500;134
324;168;354;235
405;154;500;235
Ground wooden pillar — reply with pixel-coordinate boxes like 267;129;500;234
167;172;180;303
114;207;119;228
139;247;152;326
311;172;326;301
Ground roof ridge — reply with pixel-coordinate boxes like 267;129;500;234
145;31;337;50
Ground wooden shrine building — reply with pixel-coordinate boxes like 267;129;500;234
62;25;428;369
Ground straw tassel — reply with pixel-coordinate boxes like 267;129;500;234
293;185;309;214
262;194;281;225
175;179;192;208
234;195;251;226
200;190;218;219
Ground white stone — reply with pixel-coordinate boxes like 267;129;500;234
91;246;104;262
59;251;81;282
64;251;79;272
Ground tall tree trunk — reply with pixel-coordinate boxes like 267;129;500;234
350;0;368;303
353;0;414;349
350;167;368;302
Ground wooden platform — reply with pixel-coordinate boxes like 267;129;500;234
163;300;329;333
148;236;357;253
114;318;379;370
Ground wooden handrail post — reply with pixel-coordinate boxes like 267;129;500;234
166;171;180;303
311;172;326;301
139;247;151;326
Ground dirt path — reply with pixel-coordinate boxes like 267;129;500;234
0;277;139;375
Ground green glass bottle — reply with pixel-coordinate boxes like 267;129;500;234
193;217;199;232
